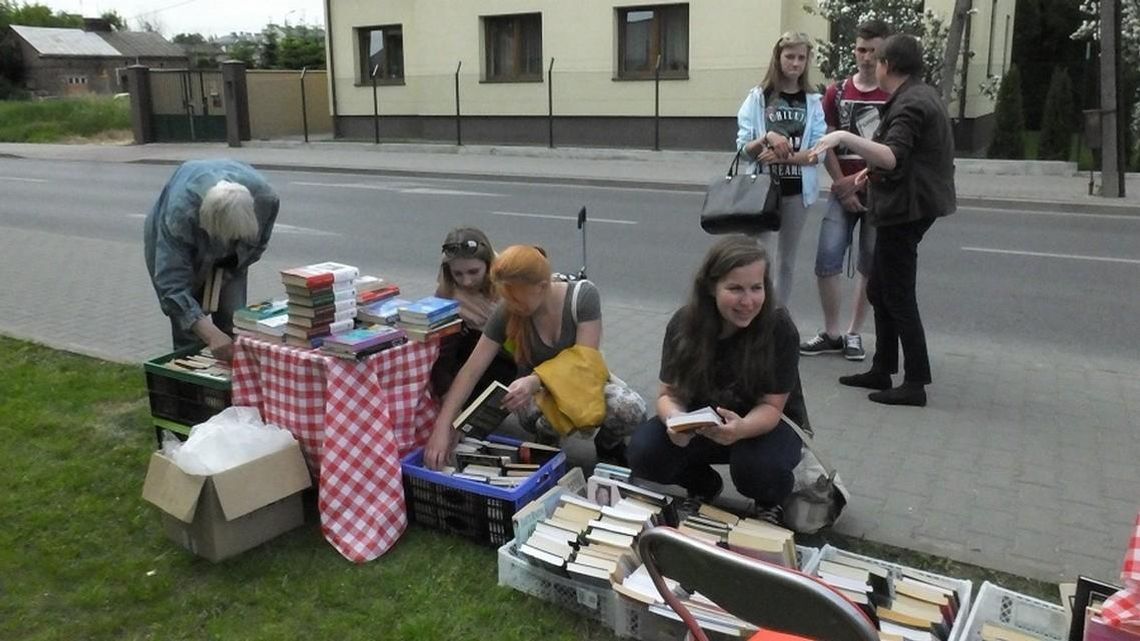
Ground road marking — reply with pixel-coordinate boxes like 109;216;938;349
124;214;336;236
961;246;1140;265
291;180;500;197
962;206;1139;221
0;176;48;183
491;210;637;225
274;223;339;236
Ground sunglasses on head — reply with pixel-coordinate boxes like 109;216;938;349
442;239;480;258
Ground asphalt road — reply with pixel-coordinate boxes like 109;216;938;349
2;157;1138;363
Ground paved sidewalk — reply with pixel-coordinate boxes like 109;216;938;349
1;141;1137;585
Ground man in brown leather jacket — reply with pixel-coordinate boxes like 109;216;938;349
810;34;956;407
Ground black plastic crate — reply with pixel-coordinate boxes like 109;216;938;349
401;436;567;547
144;348;232;427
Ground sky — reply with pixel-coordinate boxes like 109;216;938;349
35;0;325;38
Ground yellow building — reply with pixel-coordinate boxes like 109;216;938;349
323;0;1014;150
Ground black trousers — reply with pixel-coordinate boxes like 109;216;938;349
627;417;802;508
867;217;935;384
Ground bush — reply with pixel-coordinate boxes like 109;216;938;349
988;65;1026;159
1038;67;1075;161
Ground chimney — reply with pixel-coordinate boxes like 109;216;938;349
83;17;113;32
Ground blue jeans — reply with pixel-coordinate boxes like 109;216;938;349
814;195;874;278
627;416;802;508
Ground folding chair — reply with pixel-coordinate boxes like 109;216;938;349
638;527;880;641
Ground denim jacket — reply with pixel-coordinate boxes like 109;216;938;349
143;159;279;332
735;86;828;207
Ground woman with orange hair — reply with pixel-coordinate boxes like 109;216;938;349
423;245;647;470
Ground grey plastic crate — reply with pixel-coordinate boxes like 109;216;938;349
959;581;1067;641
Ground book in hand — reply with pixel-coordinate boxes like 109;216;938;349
666;406;725;432
451;381;510;439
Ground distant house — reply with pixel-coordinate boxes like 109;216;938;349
2;18;188;97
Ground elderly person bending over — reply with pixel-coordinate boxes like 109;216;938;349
144;159;279;361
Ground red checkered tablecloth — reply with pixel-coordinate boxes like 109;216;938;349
231;336;439;563
1101;512;1140;630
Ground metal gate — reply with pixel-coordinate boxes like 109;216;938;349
148;69;227;142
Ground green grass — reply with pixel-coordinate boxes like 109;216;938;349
0;96;130;143
0;336;1060;640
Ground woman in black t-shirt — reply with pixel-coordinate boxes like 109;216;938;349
627;236;806;523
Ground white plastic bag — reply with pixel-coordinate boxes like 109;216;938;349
164;406;296;476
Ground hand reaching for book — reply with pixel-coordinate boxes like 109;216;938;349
193;317;234;362
502;375;541;412
424;423;456;470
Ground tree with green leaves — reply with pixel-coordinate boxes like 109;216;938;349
1038;66;1075;160
988;65;1026;158
804;0;951;91
1;1;83;30
99;10;126;31
227;40;257;68
172;33;206;45
259;28;279;69
277;25;325;70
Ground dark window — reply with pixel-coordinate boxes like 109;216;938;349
483;13;543;82
617;4;688;79
357;24;403;84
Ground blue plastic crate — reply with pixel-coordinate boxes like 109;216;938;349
401;435;567;547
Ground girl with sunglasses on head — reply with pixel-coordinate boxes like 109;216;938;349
735;31;828;308
424;244;647;471
430;227;518;404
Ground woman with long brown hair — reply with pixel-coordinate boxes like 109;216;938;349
627;236;807;524
735;31;828;308
424;245;646;470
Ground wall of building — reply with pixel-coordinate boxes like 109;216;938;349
927;0;1016;120
327;0;828;120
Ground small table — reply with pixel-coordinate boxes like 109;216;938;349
231;336;440;563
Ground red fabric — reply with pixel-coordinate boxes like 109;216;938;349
231;336;439;563
1101;512;1140;629
822;77;891;177
748;631;814;641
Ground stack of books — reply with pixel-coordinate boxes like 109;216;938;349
396;296;462;342
812;554;963;641
439;436;560;487
357;297;409;326
353;275;401;306
279;261;359;349
319;325;407;361
231;298;288;343
675;503;799;569
159;349;231;381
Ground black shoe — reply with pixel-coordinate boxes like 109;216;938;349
838;370;892;390
595;440;628;467
868;383;927;407
800;332;844;356
681;465;724;502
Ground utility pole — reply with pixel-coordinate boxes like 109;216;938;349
1099;0;1125;197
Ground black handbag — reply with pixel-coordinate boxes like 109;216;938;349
699;150;782;234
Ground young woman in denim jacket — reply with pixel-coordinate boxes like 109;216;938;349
735;31;827;308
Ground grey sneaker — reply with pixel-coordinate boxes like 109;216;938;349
843;334;866;361
800;332;843;356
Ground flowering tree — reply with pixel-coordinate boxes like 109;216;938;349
804;0;952;91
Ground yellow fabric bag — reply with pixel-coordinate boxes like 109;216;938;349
533;344;609;436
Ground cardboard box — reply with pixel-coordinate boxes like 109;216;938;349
142;442;312;562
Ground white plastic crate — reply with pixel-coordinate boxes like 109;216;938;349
958;581;1067;641
612;545;822;640
497;540;623;629
818;545;974;641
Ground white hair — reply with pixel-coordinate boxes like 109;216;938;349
199;180;258;243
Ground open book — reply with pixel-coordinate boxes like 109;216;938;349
451;380;510;439
666;407;724;432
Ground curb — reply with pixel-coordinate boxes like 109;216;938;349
131;157;1140;216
